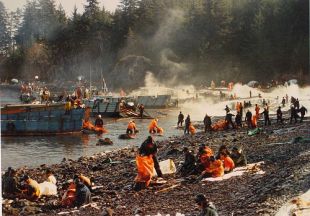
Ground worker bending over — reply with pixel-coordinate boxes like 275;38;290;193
127;120;138;134
134;136;163;191
148;119;163;134
94;115;104;128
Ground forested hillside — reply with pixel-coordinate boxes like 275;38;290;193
0;0;308;89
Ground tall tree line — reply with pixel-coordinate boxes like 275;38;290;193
0;0;308;88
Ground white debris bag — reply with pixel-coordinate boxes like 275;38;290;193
153;159;176;176
39;181;57;196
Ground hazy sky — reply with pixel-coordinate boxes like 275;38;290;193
2;0;120;14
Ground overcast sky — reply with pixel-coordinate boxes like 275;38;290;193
2;0;120;14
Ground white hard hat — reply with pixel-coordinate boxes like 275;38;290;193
98;115;102;118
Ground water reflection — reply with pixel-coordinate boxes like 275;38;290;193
1;110;183;170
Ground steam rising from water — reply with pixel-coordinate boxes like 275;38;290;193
183;84;310;121
130;72;195;98
130;76;310;121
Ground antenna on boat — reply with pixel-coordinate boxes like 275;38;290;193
89;64;92;97
102;77;108;94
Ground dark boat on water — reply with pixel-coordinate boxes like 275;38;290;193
1;103;85;136
83;96;152;118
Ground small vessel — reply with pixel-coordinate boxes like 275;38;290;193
1;103;85;136
83;96;152;118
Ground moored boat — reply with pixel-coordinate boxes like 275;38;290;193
83;96;152;118
1;103;85;136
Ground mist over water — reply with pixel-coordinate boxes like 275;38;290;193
130;75;310;121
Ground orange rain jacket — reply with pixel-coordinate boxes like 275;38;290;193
236;102;241;113
148;119;164;134
205;159;224;177
189;123;196;135
83;120;107;133
199;147;214;168
127;121;136;130
220;155;235;172
211;119;227;131
135;154;154;187
252;115;258;128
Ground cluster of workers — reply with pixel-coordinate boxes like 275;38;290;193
85;95;308;138
133;136;246;215
134;136;246;187
198;97;308;132
83;114;166;137
2;167;92;208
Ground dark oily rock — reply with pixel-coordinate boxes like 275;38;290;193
12;199;34;208
101;208;114;216
20;206;43;215
97;138;113;146
3;206;20;215
164;148;181;156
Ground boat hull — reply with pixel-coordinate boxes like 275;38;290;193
1;104;85;136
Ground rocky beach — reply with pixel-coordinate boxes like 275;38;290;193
2;119;310;216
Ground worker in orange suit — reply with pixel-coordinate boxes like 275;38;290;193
82;119;95;130
236;102;241;113
127;120;137;134
189;123;196;135
202;156;224;178
148;119;163;134
196;144;214;173
134;136;163;191
219;152;235;173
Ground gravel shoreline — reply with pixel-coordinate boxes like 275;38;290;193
2;120;310;216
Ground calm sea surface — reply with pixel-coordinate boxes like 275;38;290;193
1;85;183;170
